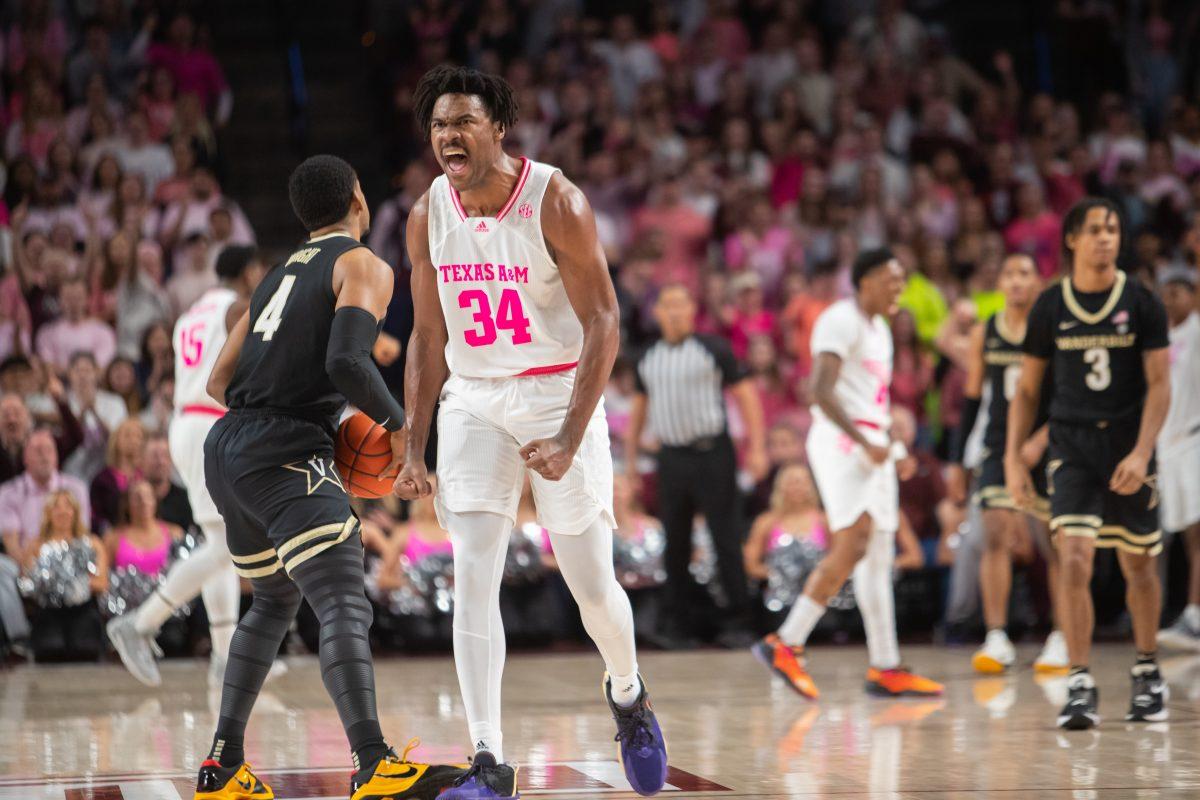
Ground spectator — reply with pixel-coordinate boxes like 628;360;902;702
24;489;108;661
165;232;216;316
137;375;174;435
145;12;232;124
724;194;801;296
159;167;254;268
626;284;767;648
141;433;192;532
1004;182;1062;278
0;382;82;485
65;17;150;105
35;278;117;373
743;464;826;582
631;175;712;294
89;417;145;533
104;477;182;578
893;406;951;568
115;239;172;360
0;429;91;567
104;357;143;414
111;111;173;195
889;308;934;425
135;321;172;398
63;351;127;482
724;272;777;360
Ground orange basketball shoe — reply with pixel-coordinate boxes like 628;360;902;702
752;634;820;700
865;667;944;697
193;761;273;799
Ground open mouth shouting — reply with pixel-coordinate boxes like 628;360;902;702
442;145;469;177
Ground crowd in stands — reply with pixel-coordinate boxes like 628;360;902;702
4;0;1200;661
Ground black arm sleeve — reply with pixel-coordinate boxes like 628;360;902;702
326;306;405;431
949;395;981;464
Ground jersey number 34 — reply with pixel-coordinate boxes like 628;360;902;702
459;289;532;347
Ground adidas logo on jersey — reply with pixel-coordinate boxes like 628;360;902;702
474;221;490;233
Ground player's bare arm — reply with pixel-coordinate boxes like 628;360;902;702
519;173;619;482
1111;347;1170;495
949;321;987;501
811;351;888;465
206;310;250;405
1004;353;1048;508
326;245;406;478
396;191;448;499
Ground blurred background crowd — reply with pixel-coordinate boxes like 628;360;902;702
1;0;1199;663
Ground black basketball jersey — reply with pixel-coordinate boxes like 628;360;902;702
980;313;1029;452
1023;271;1169;425
225;233;367;435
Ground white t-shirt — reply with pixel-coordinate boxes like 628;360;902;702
809;298;893;432
1159;312;1200;458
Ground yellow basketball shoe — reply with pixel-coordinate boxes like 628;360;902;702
194;760;273;799
350;739;469;800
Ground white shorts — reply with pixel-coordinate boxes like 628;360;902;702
168;411;223;526
806;419;898;533
435;370;615;535
1158;435;1200;533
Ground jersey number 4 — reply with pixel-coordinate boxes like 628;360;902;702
252;276;296;341
459;289;532;347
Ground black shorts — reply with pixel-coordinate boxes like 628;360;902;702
975;447;1050;520
1047;420;1162;556
204;410;358;579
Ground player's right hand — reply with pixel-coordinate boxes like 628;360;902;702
1003;456;1033;510
864;442;890;465
393;449;432;500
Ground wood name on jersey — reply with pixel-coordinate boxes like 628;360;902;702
438;263;530;284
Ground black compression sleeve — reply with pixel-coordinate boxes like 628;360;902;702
949;395;982;465
326;306;405;431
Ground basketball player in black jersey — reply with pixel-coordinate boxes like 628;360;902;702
193;155;464;799
1007;198;1171;730
951;253;1066;674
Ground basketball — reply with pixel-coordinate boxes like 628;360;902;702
334;411;394;499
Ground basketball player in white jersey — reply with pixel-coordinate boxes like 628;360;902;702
753;248;944;700
394;65;667;799
107;245;268;687
1156;267;1200;651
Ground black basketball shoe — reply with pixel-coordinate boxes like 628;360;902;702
1125;666;1169;722
1057;673;1099;730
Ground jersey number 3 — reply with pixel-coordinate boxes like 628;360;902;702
252;275;296;341
459;289;532;347
1083;347;1111;391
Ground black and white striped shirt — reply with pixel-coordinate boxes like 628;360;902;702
635;334;747;446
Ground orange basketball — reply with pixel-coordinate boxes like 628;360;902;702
334;411;395;499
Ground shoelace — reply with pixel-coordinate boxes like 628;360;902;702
451;756;509;789
613;706;654;749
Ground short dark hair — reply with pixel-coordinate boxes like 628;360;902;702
288;155;357;231
1060;197;1121;269
851;247;896;288
215;244;259;281
413;64;519;139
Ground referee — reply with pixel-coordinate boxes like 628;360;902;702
626;284;768;648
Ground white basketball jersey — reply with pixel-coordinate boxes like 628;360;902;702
1160;311;1200;457
427;157;583;378
809;298;893;431
173;286;237;410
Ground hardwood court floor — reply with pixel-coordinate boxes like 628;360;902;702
2;643;1200;798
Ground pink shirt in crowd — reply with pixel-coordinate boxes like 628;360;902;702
146;43;228;110
35;317;118;372
1004;211;1062;278
0;471;91;548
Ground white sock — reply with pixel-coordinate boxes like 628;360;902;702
134;589;174;635
609;670;643;708
854;528;901;670
1184;604;1200;628
1068;670;1095;689
447;510;512;766
778;595;825;647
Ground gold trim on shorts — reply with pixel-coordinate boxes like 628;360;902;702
231;547;283;579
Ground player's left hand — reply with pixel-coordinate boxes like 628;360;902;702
1018;437;1047;469
520;435;576;482
1110;450;1149;496
896;455;918;481
379;429;407;481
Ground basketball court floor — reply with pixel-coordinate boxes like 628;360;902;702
3;643;1199;798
